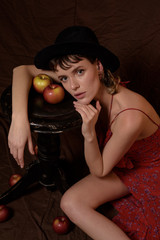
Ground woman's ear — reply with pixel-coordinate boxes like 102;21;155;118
96;60;104;81
96;59;103;71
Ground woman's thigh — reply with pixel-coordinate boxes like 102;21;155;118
63;171;129;209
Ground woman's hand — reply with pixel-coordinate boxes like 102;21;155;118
73;100;101;140
8;116;34;168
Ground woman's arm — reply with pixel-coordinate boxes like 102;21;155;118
74;101;143;177
8;65;55;168
11;65;56;118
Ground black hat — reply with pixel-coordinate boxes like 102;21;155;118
34;26;120;72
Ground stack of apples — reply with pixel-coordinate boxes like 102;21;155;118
33;74;65;104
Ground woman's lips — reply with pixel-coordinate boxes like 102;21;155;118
74;92;86;99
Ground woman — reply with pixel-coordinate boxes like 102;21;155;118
8;26;160;240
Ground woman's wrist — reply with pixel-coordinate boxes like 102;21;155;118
83;130;97;143
11;112;29;122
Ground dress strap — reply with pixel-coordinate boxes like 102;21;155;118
108;94;113;122
110;108;160;128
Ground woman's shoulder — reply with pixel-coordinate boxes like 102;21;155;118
111;86;160;138
118;86;157;112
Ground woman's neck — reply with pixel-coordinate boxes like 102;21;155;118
96;86;113;114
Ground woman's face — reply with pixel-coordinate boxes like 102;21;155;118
55;58;102;105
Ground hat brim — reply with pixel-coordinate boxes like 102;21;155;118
34;42;120;73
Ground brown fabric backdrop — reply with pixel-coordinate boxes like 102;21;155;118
0;1;160;239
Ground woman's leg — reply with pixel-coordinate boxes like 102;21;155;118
60;172;130;240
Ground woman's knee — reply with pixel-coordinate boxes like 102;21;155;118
60;187;86;223
60;189;71;214
61;188;78;212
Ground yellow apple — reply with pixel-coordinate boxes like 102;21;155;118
33;74;52;93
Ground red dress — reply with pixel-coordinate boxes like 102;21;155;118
101;101;160;239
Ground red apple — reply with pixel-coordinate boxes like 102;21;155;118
43;84;65;104
0;205;10;223
52;216;71;234
33;74;52;93
9;174;22;187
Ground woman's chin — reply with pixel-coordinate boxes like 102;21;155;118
76;98;93;105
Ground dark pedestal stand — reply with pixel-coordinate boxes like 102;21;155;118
0;86;81;204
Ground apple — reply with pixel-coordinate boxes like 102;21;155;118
52;216;71;234
0;205;10;223
43;84;65;104
9;174;22;187
33;74;52;93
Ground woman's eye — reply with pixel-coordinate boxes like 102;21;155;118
77;69;84;75
60;76;67;82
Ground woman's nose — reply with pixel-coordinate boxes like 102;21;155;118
70;78;79;90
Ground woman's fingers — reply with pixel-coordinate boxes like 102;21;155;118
74;102;96;117
8;118;33;168
9;143;25;168
73;101;102;139
10;146;18;161
28;134;34;155
17;147;25;168
74;101;101;112
73;101;101;122
96;100;102;112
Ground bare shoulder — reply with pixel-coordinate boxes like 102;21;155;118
111;108;144;138
117;86;158;114
111;86;160;139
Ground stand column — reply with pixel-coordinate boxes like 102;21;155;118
37;133;68;193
